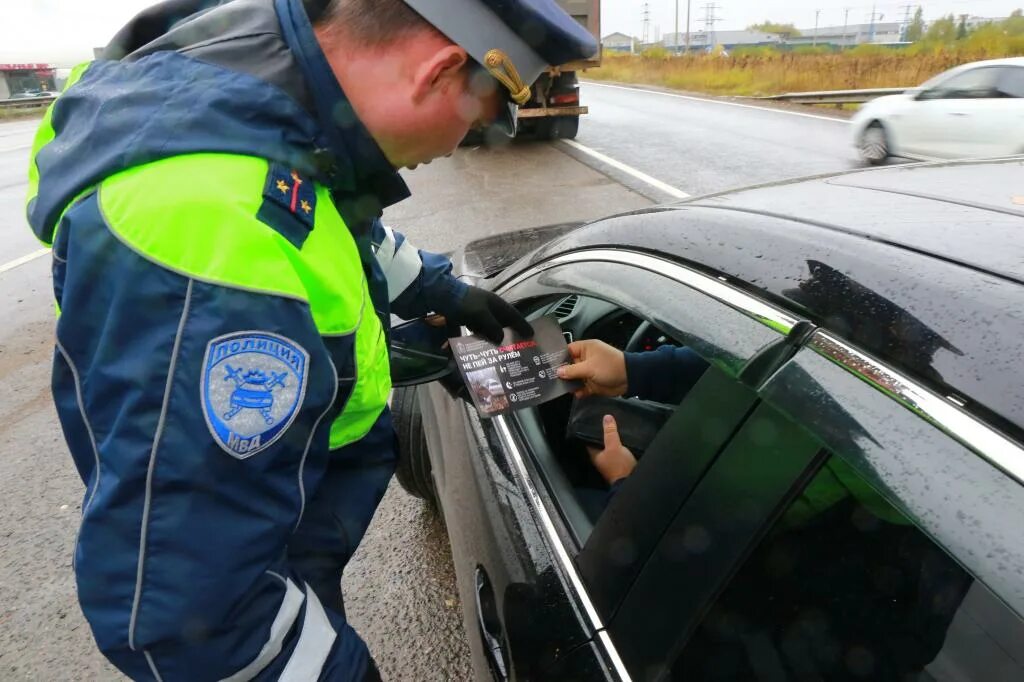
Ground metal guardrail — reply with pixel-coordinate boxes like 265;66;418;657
753;87;911;105
0;96;56;109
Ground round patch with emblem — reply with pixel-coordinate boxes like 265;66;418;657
202;331;310;459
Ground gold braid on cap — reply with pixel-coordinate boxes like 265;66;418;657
484;49;531;105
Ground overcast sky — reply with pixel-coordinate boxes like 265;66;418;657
1;0;1021;65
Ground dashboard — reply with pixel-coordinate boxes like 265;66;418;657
532;294;682;353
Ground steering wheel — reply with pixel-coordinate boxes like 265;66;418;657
625;320;653;354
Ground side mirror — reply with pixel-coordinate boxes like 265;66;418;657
389;316;457;387
915;88;940;101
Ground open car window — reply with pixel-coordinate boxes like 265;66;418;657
496;252;806;618
514;292;712;530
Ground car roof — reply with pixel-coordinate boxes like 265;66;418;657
689;158;1024;285
523;159;1024;442
921;58;1024;85
962;57;1024;68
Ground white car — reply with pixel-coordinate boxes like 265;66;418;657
852;57;1024;164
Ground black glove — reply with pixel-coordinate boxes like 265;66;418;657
451;286;533;344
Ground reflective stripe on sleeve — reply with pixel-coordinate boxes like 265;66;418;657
221;578;305;682
278;584;338;682
375;225;422;302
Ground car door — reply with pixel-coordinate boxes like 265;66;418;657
607;325;1024;680
910;66;1005;158
484;248;813;679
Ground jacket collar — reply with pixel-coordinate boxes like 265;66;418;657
274;0;410;212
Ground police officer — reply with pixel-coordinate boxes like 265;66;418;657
26;0;596;679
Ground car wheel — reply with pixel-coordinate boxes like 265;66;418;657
538;115;580;141
859;122;890;165
551;115;580;140
391;386;438;509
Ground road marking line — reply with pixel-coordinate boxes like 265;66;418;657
584;81;852;124
0;248;49;275
560;139;690;199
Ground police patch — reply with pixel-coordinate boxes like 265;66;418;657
202;332;309;459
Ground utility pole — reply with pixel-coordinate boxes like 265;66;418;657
701;3;721;53
842;8;851;48
685;0;692;54
813;9;821;46
867;5;882;43
900;4;914;41
674;0;679;54
641;2;651;46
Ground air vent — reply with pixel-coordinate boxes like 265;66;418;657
552;295;579;319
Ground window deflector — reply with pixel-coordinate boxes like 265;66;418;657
758;336;1024;620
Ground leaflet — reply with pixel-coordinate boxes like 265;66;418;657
450;316;580;417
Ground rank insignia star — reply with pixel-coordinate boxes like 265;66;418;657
259;163;317;242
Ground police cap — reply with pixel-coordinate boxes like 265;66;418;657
401;0;599;136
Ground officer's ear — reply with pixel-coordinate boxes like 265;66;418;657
412;44;469;103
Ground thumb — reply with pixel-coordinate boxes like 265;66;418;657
603;414;623;450
557;361;590;381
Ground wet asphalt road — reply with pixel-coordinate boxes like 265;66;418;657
0;83;860;680
570;81;861;200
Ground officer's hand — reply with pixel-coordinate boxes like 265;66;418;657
557;339;628;399
586;415;637;485
454;286;533;345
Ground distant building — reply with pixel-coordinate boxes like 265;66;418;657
663;29;783;52
602;32;635;53
650;19;912;55
964;16;1011;30
0;63;56;99
789;22;903;47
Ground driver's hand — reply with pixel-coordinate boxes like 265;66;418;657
586;415;637;485
557;339;628;399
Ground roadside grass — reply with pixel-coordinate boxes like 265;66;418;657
587;39;1024;97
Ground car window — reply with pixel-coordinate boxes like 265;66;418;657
929;67;1001;99
497;254;804;620
996;66;1024;98
605;324;1024;678
760;337;1024;618
674;450;1024;681
513;291;738;537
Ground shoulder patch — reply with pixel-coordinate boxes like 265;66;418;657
202;331;310;459
258;163;317;248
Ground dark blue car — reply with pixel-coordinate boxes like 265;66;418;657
388;158;1024;681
